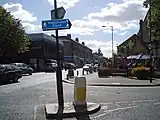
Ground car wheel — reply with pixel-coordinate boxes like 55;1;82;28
13;76;18;83
29;71;32;75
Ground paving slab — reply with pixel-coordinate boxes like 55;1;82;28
34;102;100;120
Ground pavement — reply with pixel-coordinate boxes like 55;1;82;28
63;72;160;87
1;71;160;120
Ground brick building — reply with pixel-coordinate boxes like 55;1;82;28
54;34;92;67
117;34;148;57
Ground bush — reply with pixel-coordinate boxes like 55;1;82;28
131;66;150;80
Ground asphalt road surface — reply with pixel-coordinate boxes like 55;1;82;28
0;71;160;120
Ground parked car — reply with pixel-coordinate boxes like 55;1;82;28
10;64;22;77
83;64;93;73
0;64;22;84
11;63;33;75
93;64;98;72
64;63;76;70
83;65;90;71
45;63;57;72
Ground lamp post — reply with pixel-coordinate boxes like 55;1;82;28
102;25;114;67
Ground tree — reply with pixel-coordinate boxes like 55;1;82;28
98;48;103;56
0;6;31;56
143;0;160;41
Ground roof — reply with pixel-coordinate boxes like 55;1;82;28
58;35;92;51
28;33;64;46
118;34;137;47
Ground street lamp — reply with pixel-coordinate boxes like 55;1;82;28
102;25;114;67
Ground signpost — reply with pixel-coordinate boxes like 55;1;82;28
51;7;66;20
42;0;72;110
42;19;72;31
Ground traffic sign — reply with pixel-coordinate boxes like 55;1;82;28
51;7;66;19
42;19;72;31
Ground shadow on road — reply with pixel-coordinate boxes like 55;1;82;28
74;104;91;120
0;81;19;86
50;104;91;120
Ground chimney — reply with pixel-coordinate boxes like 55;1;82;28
139;19;143;42
82;42;85;45
75;38;79;42
67;34;71;39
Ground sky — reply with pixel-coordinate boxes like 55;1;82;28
0;0;148;57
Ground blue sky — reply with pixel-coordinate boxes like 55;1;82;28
0;0;148;57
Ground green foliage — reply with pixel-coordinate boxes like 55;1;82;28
118;39;136;53
98;48;103;56
0;6;31;56
143;0;160;41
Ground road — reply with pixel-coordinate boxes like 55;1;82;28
0;71;160;120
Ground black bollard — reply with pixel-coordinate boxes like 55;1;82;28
67;74;69;80
77;71;79;76
82;69;84;75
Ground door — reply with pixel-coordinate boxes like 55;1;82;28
22;64;30;74
4;65;15;81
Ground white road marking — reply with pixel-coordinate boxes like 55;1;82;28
111;83;121;85
115;99;156;104
154;102;160;105
33;106;37;120
91;99;158;119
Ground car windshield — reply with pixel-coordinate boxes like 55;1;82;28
14;63;23;67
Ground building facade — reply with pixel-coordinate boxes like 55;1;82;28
56;34;92;67
117;34;148;57
26;33;64;71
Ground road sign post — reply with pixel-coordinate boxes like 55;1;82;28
54;0;64;110
42;0;72;112
51;7;66;20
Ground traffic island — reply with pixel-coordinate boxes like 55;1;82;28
45;102;101;119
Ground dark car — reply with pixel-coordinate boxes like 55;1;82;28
0;64;22;84
11;63;33;75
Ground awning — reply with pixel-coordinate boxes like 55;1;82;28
139;54;150;60
135;53;143;59
127;55;138;59
63;56;74;60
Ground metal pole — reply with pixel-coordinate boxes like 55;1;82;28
54;0;64;108
111;26;114;68
149;0;152;83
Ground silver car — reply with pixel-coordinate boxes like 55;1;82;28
45;63;57;72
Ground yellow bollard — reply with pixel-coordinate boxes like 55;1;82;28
73;77;86;106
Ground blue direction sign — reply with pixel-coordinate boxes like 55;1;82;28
42;19;72;31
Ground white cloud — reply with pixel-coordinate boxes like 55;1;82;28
62;0;148;36
59;20;100;35
48;0;80;9
3;2;40;33
119;31;128;35
22;23;41;33
3;3;37;22
78;39;119;57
